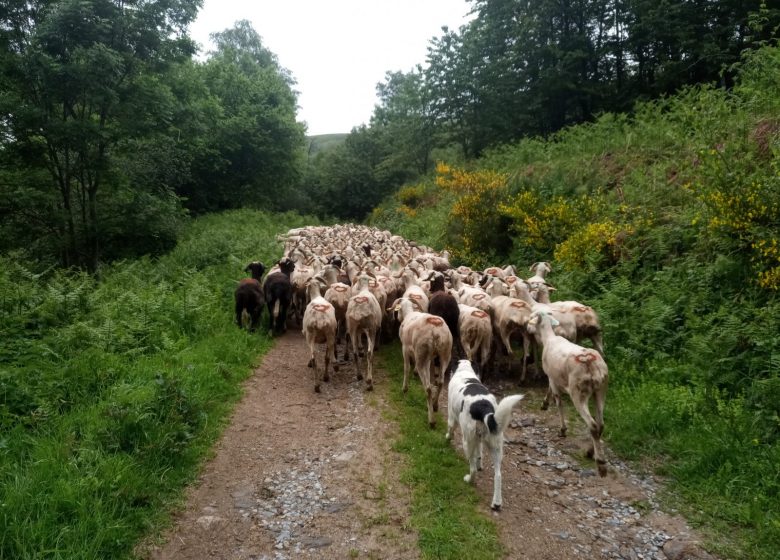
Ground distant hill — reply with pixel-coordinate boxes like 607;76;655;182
306;134;348;157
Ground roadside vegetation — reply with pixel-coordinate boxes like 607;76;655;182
369;46;780;560
0;210;315;559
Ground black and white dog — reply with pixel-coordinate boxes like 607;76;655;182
445;359;524;510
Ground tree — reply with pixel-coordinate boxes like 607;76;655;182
1;0;201;270
372;68;438;176
177;20;305;213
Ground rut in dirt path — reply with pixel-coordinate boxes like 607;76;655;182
142;331;717;560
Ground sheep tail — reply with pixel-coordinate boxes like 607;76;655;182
273;299;280;318
495;394;525;433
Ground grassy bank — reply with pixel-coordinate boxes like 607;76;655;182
0;209;315;559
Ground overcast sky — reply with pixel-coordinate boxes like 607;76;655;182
189;0;474;136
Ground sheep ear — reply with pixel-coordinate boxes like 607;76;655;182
529;262;539;272
546;284;557;291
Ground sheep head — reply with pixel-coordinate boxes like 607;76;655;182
244;261;266;281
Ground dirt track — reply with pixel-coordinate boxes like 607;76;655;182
141;331;715;560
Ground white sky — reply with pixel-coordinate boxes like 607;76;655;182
189;0;474;136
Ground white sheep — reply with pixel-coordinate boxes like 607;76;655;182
346;273;383;390
527;261;552;289
526;310;609;476
533;283;604;356
457;304;493;378
395;297;453;428
302;276;338;393
400;268;429;313
490;294;535;380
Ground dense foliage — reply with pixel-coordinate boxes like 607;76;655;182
0;209;314;558
370;46;780;559
1;4;303;269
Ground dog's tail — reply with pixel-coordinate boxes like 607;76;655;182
494;394;525;433
469;400;498;434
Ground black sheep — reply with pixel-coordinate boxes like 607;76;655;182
235;262;266;332
264;257;296;334
427;271;462;362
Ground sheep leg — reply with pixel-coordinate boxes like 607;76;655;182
350;327;363;381
431;348;450;412
235;303;244;328
365;329;375;391
267;300;275;332
541;388;552;411
552;389;567;437
520;333;530;382
402;348;412;394
588;385;608;476
277;298;290;333
323;337;333;382
309;339;321;393
419;359;437;428
330;332;339;373
500;331;513;357
250;306;262;332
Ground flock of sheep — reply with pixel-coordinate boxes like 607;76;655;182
235;224;609;508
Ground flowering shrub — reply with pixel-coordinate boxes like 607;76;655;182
396;184;426;206
498;192;601;251
555;220;635;268
687;149;780;289
435;162;510;260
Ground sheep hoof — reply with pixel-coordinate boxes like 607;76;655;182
323;374;330;382
464;474;472;483
333;364;339;372
433;401;439;412
491;504;501;512
428;420;436;429
307;358;314;368
314;385;321;393
356;373;363;381
585;447;595;459
365;382;373;392
540;401;549;411
597;460;608;477
558;428;567;438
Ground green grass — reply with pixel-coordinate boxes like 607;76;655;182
378;341;503;560
0;209;317;559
